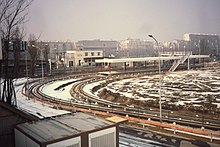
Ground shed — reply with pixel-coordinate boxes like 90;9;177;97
15;112;119;147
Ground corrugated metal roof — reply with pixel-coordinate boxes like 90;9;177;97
16;112;113;143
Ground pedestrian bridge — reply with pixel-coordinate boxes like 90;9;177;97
95;51;210;73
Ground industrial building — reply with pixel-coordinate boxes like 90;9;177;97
15;112;120;147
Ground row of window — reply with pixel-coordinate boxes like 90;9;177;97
85;59;95;62
85;52;101;56
194;40;219;47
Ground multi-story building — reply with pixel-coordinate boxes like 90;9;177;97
65;50;103;67
163;40;191;52
43;41;76;69
183;33;219;55
1;39;30;78
119;38;154;57
75;40;118;58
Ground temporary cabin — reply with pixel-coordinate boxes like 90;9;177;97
15;112;120;147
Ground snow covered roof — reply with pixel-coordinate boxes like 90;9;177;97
95;55;209;63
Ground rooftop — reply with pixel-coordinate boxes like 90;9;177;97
16;112;113;143
95;55;209;63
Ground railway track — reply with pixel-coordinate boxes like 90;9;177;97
27;74;220;132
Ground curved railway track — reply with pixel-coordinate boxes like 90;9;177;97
27;73;220;132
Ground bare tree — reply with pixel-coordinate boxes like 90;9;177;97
11;26;24;77
0;0;33;105
1;0;33;39
0;0;14;23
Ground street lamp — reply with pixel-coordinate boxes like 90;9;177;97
32;45;44;81
148;34;162;123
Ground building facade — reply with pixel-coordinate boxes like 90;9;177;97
183;33;219;55
65;50;103;67
163;40;191;53
42;41;76;69
119;38;154;57
75;40;118;58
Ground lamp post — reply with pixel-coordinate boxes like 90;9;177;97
32;45;44;81
148;34;162;123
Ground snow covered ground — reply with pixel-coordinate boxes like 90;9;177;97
3;78;70;119
1;73;219;145
2;66;218;119
41;78;78;101
84;68;220;111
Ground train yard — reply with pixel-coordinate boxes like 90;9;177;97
24;65;220;144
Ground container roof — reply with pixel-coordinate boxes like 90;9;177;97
16;112;113;143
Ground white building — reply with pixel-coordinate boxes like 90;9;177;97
65;50;103;67
163;40;191;52
76;40;118;58
119;38;154;57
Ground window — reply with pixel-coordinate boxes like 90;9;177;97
85;52;88;56
91;52;94;56
69;61;73;67
97;52;100;56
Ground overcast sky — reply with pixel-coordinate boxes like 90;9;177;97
24;0;220;42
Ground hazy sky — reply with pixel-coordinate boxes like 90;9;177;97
25;0;220;42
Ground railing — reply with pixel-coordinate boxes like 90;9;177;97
161;51;192;56
169;51;191;72
180;51;191;64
